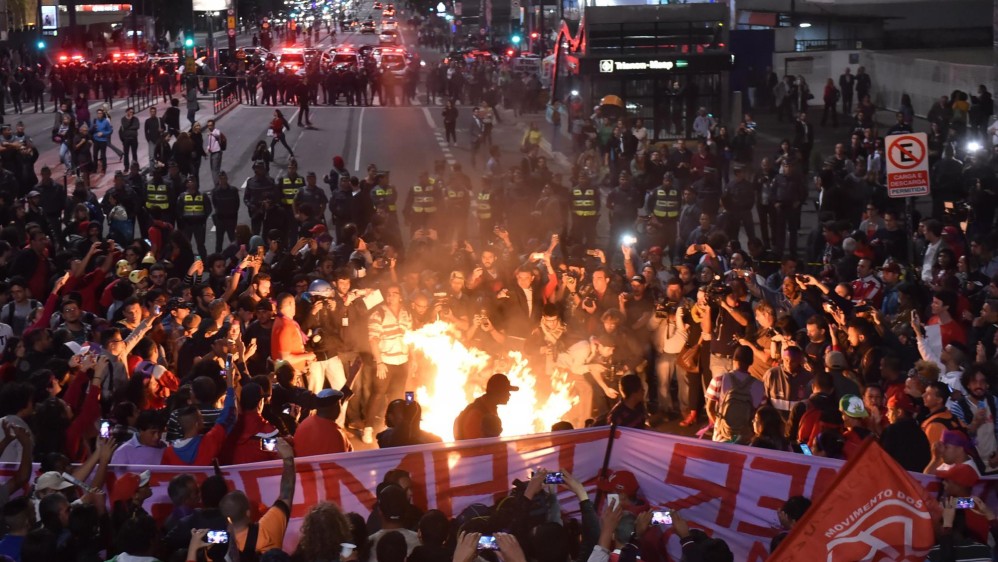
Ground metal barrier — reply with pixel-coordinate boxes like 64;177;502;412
211;80;239;115
126;85;157;113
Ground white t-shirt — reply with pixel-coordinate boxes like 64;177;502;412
366;528;419;562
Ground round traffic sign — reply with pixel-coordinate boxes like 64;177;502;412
887;135;925;171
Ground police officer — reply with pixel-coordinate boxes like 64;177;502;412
177;175;212;257
442;163;472;244
210;170;240;253
143;165;175;227
644;172;681;253
244;160;279;235
475;175;504;242
278;158;306;212
402;170;439;235
370;172;397;217
569;173;600;247
294;171;329;224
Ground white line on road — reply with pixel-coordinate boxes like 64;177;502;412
422;107;436;129
354;107;366;171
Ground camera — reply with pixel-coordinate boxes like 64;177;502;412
704;275;731;304
654;301;679;319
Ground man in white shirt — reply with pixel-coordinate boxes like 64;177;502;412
920;218;943;283
205;119;224;187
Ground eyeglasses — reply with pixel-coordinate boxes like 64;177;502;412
107;338;124;344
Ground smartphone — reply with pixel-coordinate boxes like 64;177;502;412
544;472;565;484
195;255;201;262
152;304;161;316
405;391;414;404
225;354;233;372
260;437;278;452
607;493;620;509
99;420;111;439
530;252;546;261
586;249;600;257
800;443;813;456
206;530;229;544
621;235;637;245
477;535;499;551
651;511;673;526
956;497;975;509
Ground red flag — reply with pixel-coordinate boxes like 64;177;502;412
770;438;935;561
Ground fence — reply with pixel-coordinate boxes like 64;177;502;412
210;78;239;115
125;84;156;114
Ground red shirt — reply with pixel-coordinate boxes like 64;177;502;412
162;423;229;466
271;314;306;361
927;316;967;349
294;415;352;457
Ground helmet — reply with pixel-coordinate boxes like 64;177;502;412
307;279;334;299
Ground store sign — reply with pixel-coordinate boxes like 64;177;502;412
599;58;686;72
76;3;133;11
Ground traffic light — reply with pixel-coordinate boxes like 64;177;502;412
184;37;194;48
506;48;516;57
529;31;538;39
511;34;521;44
36;40;44;50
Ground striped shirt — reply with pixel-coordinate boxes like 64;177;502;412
369;305;413;365
763;366;813;418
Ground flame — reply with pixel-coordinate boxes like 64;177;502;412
404;321;578;441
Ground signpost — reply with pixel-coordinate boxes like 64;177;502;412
886;133;930;198
885;132;930;267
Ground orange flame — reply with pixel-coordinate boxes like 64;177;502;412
404;321;578;441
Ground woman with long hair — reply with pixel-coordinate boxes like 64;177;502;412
291;502;353;562
269;109;294;159
749;405;793;451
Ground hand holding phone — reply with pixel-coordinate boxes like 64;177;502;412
477;535;499;551
99;420;111;439
651;510;672;526
544;471;565;484
206;530;229;544
956;497;975;509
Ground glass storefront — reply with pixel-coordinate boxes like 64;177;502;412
588;71;723;140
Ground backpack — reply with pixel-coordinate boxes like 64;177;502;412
714;372;755;442
219;132;228;151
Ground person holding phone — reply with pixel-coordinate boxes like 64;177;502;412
162;363;237;466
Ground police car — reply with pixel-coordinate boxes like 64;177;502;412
361;20;377;33
329;46;362;68
372;47;407;77
278;48;307;75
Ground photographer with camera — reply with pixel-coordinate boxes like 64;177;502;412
701;276;754;385
300;279;348;400
649;278;692;423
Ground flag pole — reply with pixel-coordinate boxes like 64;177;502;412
593;421;619;508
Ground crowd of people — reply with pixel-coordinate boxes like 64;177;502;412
0;5;996;557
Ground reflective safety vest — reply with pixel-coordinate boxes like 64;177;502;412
571;188;597;217
280;176;304;206
372;186;397;212
446;188;468;206
411;184;437;213
651;187;680;219
476;192;492;220
181;193;206;218
146;184;170;210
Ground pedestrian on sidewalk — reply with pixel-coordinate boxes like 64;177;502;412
821;78;839;127
205;119;225;188
185;87;199;126
91;108;112;174
144;106;164;169
119;107;139;170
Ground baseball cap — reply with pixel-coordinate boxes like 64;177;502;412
309;224;327;235
881;261;901;274
941;429;974;453
26;190;40;198
824;351;849;370
597;470;639;497
839;395;869;418
35;471;74;493
116;259;132;278
886;393;916;414
630;275;646;283
110;470;151;504
937;463;980;488
486;373;519;393
317;388;344;400
377;483;408;520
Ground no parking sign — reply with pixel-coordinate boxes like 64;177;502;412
885;133;930;198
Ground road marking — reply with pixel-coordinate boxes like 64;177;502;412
354;106;366;170
422;107;436;128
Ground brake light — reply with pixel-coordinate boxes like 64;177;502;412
58;55;68;62
112;52;121;59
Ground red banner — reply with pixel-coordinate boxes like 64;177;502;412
1;428;983;558
770;439;935;561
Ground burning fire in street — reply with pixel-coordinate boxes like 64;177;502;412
404;322;578;441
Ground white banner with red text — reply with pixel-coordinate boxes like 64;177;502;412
3;428;993;559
